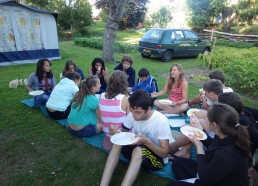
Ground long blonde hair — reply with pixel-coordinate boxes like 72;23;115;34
167;64;185;90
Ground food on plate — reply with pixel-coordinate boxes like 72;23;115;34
187;108;200;116
180;126;207;140
189;130;204;139
159;99;172;105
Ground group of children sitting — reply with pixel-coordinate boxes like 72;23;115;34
25;56;258;185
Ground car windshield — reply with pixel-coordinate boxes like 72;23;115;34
142;29;164;41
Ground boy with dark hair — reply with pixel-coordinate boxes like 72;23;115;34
200;79;223;110
208;70;233;93
131;68;158;106
114;55;136;88
100;89;172;186
188;70;233;109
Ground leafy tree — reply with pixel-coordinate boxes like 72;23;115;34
102;0;125;63
63;0;92;33
95;0;148;29
99;10;109;22
23;0;93;33
119;0;148;29
150;7;173;28
23;0;50;9
186;0;214;30
236;0;258;24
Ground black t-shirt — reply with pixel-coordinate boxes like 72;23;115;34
239;111;258;155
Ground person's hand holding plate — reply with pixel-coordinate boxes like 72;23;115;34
190;114;203;130
132;133;148;145
109;124;119;135
187;135;204;155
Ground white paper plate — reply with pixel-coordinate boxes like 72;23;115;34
165;113;180;117
168;119;185;128
187;108;200;117
110;132;138;145
180;126;207;140
29;90;44;96
159;99;172;105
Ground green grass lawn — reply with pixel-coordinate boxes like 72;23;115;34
1;23;257;185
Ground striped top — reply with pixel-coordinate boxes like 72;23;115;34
168;78;186;102
99;93;127;137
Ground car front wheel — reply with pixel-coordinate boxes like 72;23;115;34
203;48;210;55
161;50;173;62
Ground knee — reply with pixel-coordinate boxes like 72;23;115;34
132;146;143;159
153;100;159;107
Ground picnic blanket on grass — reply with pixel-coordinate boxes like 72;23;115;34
21;98;197;181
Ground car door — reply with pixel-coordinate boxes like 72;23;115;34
183;30;205;56
169;30;188;57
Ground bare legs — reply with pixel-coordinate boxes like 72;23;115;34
154;100;188;114
169;135;191;153
100;145;122;186
97;123;103;133
169;135;192;159
121;147;142;186
100;145;143;186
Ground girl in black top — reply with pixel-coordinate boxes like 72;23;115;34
88;58;109;94
169;103;250;186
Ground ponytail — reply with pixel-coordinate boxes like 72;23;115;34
233;124;250;157
71;76;99;111
208;103;250;157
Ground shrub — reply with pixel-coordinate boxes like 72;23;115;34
239;25;258;35
198;47;258;96
225;60;258;96
99;10;108;22
74;37;138;53
216;39;255;48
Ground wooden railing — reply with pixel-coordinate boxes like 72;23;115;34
199;29;258;43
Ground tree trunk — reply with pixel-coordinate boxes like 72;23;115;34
102;0;125;63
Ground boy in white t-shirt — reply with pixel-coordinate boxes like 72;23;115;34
100;89;172;186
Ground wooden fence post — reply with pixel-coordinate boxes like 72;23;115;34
211;28;214;42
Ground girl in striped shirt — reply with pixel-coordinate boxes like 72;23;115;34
99;70;130;150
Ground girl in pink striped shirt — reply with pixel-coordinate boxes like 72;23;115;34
152;64;188;114
99;70;130;150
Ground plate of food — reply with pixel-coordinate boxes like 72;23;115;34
29;90;44;96
110;132;139;145
180;126;207;140
187;108;200;117
159;99;172;105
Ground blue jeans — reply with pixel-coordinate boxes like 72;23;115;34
68;124;97;138
34;93;49;106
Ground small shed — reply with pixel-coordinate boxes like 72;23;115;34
0;0;60;66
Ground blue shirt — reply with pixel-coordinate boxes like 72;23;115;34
132;75;158;94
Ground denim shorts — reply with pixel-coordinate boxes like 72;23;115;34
68;124;97;138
